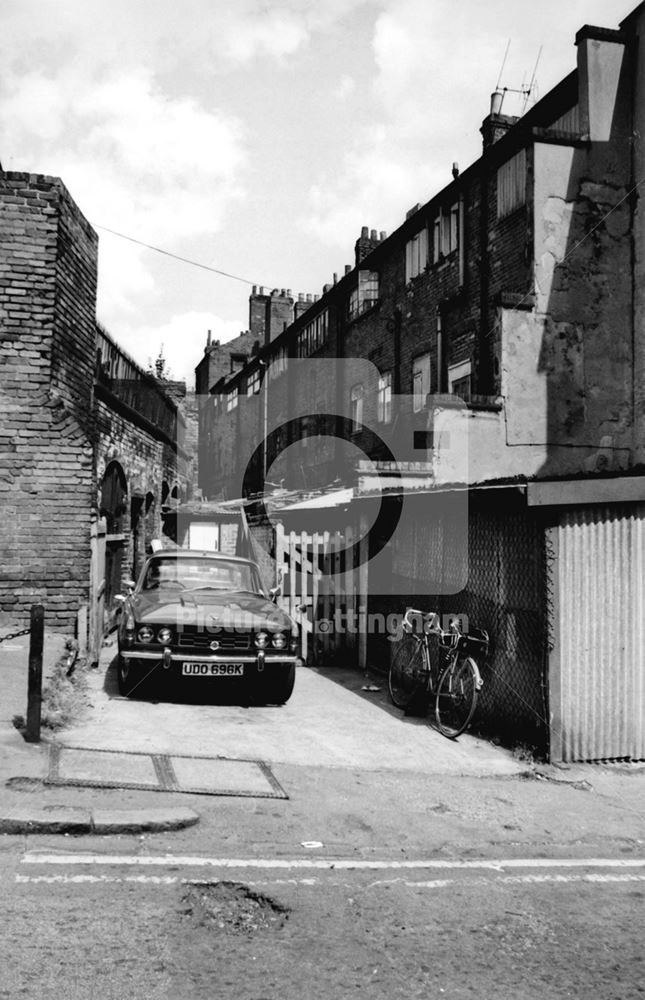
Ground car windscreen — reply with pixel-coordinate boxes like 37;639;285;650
140;557;260;593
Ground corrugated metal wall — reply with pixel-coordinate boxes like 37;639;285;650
552;503;645;762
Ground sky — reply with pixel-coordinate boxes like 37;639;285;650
0;0;635;386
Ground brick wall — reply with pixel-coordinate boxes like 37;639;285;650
0;172;98;630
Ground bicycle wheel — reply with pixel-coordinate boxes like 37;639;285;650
434;656;479;738
388;634;426;709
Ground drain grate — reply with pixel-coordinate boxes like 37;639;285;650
45;745;288;799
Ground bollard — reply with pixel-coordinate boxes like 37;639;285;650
25;604;44;743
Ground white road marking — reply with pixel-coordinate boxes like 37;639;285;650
13;872;645;889
15;874;322;886
20;853;645;872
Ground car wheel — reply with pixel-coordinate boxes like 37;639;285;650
262;663;296;705
117;655;145;698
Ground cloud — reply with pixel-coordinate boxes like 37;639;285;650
0;0;372;73
115;311;247;386
0;60;247;316
334;75;357;101
299;0;632;254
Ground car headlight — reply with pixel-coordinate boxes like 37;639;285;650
157;627;173;644
137;626;154;643
271;632;287;649
254;631;269;648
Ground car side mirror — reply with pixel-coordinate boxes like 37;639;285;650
269;585;281;602
114;594;126;604
124;579;135;592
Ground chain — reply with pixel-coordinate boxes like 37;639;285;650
0;628;31;643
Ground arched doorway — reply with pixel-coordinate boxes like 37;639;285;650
100;461;128;609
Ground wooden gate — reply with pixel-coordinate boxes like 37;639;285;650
89;517;107;667
275;523;362;666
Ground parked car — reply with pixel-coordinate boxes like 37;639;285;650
116;550;301;703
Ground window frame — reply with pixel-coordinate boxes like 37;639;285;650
497;148;527;219
412;352;432;413
377;371;393;423
448;359;472;402
405;228;429;282
226;386;239;411
246;369;262;395
350;382;365;430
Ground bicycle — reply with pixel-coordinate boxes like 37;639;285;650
388;608;489;739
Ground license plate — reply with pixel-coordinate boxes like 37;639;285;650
182;662;244;677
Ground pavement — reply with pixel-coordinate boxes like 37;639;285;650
2;627;645;849
0;628;199;835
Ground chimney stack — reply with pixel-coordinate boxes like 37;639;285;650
480;91;518;150
354;225;382;266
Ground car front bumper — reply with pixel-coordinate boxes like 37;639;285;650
120;647;301;669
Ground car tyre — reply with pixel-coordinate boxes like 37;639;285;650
262;662;296;705
117;655;145;698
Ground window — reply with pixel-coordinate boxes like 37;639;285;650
350;383;364;429
268;345;288;380
378;372;392;423
348;272;379;321
448;359;472;402
433;203;459;262
405;228;428;282
296;310;329;357
247;369;262;395
230;353;247;373
226;386;239;411
497;149;527;218
412;353;431;412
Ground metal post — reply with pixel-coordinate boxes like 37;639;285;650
25;604;44;743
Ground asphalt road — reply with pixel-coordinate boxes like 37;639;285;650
2;648;645;997
2;847;645;999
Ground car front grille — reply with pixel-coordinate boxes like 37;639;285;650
177;630;251;651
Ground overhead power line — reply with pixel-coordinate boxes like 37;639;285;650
92;223;259;287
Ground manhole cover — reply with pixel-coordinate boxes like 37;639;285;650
45;745;288;799
181;882;289;935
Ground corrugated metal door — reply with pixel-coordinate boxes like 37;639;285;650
550;503;645;761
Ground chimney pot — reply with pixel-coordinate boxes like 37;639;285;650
287;288;292;297
452;162;459;179
345;264;351;275
280;288;286;296
379;231;387;241
333;272;338;284
252;285;257;294
490;90;503;116
370;229;377;241
323;283;331;293
306;293;313;302
361;226;369;238
298;292;304;301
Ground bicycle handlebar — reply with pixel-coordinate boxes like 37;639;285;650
402;607;459;635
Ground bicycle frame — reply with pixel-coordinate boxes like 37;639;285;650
390;607;488;738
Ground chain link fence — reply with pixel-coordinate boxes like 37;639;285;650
374;491;550;754
435;502;549;753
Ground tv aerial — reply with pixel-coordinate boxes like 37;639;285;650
494;40;543;115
